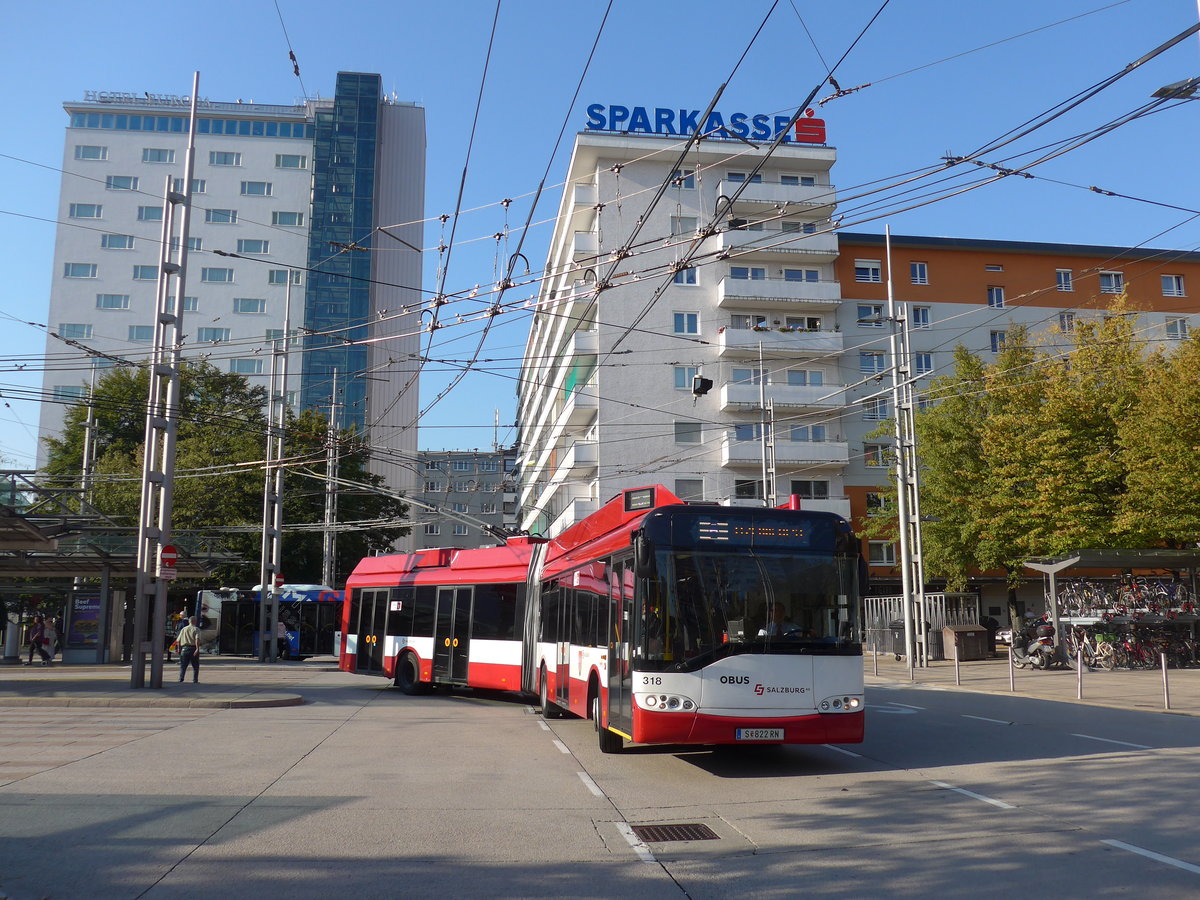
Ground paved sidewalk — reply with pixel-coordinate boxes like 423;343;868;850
0;656;338;709
866;650;1200;716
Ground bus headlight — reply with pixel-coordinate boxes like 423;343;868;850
636;693;695;712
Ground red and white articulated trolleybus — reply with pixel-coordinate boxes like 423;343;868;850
341;485;865;753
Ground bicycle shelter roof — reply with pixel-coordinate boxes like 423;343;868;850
1024;549;1200;575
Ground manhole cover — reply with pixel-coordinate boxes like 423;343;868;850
630;823;720;843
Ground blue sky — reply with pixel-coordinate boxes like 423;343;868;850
1;0;1197;468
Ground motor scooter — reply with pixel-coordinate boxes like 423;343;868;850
1011;620;1057;669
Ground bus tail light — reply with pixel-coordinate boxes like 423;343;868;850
819;695;863;713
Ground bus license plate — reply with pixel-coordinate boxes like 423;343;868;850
736;728;783;741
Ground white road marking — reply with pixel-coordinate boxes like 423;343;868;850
962;714;1011;725
552;739;570;754
929;780;1015;809
873;705;918;714
888;702;925;709
1102;840;1200;875
577;771;605;797
822;743;862;758
614;821;656;863
536;720;550;731
1071;733;1152;750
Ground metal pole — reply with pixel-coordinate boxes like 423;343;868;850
872;639;878;677
1077;646;1084;700
953;638;961;686
1162;651;1171;710
1008;644;1016;692
757;341;771;506
322;370;340;588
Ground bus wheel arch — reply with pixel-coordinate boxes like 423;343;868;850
593;692;622;754
539;664;562;718
395;651;428;695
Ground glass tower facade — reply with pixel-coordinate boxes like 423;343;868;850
301;72;381;429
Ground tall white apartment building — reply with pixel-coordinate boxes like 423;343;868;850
40;73;424;496
518;125;848;537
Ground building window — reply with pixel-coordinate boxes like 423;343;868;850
1100;271;1124;294
1056;269;1073;292
670;216;698;235
201;267;234;283
915;353;933;376
789;425;827;442
173;178;207;193
96;294;130;310
673;267;698;285
453;480;473;492
910;262;928;285
674;421;702;443
275;154;308;169
673;312;699;334
240;181;273;196
101;233;134;250
69;203;102;218
53;385;87;403
1162;275;1186;297
142;148;175;163
197;327;230;343
132;265;157;281
272;211;304;227
671;168;695;189
862;398;890;420
452;460;473;472
58;323;93;339
452;502;468;513
783;267;820;282
781;174;817;187
986;286;1005;308
1166;317;1190;340
171;236;202;252
230;358;263;375
790;480;829;499
733;423;763;441
786;315;822;331
236;239;269;255
730;367;766;385
127;325;153;342
990;330;1007;353
734;479;763;500
854;259;882;283
105;175;138;191
233;298;266;314
787;369;823;386
675;479;703;501
265;329;284;342
480;502;497;514
1059;312;1075;333
423;523;440;535
181;296;198;312
727;172;763;183
63;263;97;278
205;209;238;224
730;266;766;280
912;306;930;329
863;443;890;467
453;524;469;536
730;315;766;330
857;303;884;326
423;480;442;492
869;541;897;566
866;492;886;516
209;151;242;166
137;206;164;222
480;460;498;473
74;145;108;160
268;269;302;285
860;351;885;375
985;263;1004;272
673;366;699;389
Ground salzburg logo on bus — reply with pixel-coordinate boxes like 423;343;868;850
755;684;807;695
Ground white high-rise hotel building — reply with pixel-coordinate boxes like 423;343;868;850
40;73;425;494
519;107;850;537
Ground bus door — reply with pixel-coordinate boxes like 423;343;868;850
555;589;572;706
606;560;634;736
357;589;387;674
433;586;472;683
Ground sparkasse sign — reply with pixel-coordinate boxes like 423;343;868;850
585;103;827;144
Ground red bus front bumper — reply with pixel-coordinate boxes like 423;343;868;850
631;705;864;745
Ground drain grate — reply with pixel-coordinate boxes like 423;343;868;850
630;823;720;843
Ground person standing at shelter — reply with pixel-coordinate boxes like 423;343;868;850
275;618;290;661
177;616;202;684
24;615;52;665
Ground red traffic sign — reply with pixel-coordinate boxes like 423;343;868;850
274;574;285;588
159;544;178;581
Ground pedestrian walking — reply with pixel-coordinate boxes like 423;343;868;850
44;617;59;661
176;615;202;684
24;615;52;666
276;618;290;661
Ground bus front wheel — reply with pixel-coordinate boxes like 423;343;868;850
395;653;427;696
593;694;622;754
539;666;562;718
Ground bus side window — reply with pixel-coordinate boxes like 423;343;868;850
388;587;415;635
540;588;559;643
411;586;436;637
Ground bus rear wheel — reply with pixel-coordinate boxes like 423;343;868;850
395;652;427;695
593;694;622;754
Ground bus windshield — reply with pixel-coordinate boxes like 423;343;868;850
638;547;858;672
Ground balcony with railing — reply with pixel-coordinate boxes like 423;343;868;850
717;275;842;310
717;226;838;261
720;381;843;411
717;326;842;359
717;178;837;212
554;383;598;430
720;435;849;467
573;231;599;261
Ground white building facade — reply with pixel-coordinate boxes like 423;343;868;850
40;74;424;498
517;127;848;537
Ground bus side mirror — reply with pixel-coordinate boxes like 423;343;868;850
632;530;654;578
